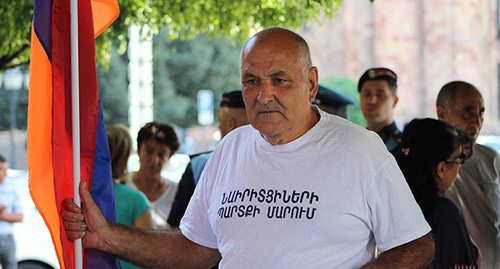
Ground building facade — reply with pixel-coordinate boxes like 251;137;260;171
302;0;500;133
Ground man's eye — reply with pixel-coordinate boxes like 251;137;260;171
461;109;473;119
245;79;258;85
274;78;286;84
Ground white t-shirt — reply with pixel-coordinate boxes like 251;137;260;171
127;178;178;229
181;109;430;268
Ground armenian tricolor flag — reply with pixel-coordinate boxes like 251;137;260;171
27;0;119;268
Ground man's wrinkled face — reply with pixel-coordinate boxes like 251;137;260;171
240;35;317;142
439;89;484;143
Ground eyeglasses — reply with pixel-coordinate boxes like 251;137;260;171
445;152;466;166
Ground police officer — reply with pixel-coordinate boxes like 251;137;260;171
313;85;355;119
358;67;401;156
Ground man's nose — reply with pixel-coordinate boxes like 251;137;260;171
367;95;378;103
256;81;275;104
469;111;482;128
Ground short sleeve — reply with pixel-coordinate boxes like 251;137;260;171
368;159;431;251
130;190;151;222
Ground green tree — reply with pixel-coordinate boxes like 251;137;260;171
1;0;345;72
0;1;32;70
153;30;241;128
97;45;129;125
97;30;241;129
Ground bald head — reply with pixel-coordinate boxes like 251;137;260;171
242;27;313;76
436;81;480;109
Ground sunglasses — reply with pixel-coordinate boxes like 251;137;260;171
444;152;466;166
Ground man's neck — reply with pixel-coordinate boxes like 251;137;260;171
367;120;393;133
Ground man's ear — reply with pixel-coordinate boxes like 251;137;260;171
308;67;319;102
436;106;447;120
392;95;399;108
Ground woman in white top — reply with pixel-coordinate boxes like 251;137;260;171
127;121;180;229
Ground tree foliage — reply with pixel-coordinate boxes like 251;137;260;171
97;46;130;125
0;1;33;70
153;30;242;128
98;30;242;129
0;0;344;72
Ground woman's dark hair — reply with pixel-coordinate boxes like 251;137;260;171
396;118;460;223
137;122;180;156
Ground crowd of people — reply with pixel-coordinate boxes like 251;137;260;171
58;27;499;268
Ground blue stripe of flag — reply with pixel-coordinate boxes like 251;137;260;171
87;100;120;268
33;0;52;61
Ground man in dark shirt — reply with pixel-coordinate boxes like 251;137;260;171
358;67;401;156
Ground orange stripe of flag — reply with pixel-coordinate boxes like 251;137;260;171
27;26;66;269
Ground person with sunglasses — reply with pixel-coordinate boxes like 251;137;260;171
397;118;478;268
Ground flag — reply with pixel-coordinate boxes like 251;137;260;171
27;0;119;268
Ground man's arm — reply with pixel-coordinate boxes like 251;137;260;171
362;233;435;268
0;211;23;223
62;181;221;268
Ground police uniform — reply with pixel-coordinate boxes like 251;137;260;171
358;67;402;157
376;121;402;157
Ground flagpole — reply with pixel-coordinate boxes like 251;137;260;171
70;0;83;268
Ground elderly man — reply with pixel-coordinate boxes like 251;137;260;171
436;81;500;269
62;27;434;268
